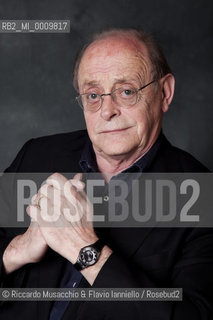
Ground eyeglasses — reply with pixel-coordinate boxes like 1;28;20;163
76;79;156;112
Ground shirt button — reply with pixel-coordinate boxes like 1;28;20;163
103;195;109;202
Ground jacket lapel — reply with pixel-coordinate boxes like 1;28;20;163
37;249;66;319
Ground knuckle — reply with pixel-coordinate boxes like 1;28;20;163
38;184;49;196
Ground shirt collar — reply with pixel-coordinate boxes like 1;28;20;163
79;138;98;172
79;131;164;173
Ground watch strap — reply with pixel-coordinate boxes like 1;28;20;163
74;259;86;271
73;239;105;271
92;239;105;252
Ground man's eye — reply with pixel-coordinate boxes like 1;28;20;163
121;89;135;97
86;93;99;101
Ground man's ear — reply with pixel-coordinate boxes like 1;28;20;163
160;73;175;113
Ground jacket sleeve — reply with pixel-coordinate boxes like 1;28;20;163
0;139;34;286
75;228;213;320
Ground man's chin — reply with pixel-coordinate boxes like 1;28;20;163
97;145;134;157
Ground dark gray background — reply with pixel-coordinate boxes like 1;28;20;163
0;0;212;171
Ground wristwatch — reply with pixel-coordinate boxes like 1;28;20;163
73;239;105;271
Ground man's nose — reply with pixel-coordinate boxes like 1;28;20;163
100;95;121;121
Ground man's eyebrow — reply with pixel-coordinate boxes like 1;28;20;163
113;78;143;88
114;79;130;85
82;80;100;87
82;78;140;88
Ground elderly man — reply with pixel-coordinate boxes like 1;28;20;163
0;28;213;319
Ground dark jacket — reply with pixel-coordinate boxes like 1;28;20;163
0;130;213;320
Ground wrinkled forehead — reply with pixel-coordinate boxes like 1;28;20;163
78;36;152;86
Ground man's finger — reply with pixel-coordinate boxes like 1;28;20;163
46;172;68;190
70;179;85;190
26;205;40;222
71;173;85;190
73;173;83;181
31;193;39;206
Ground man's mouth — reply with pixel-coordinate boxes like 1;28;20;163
100;127;131;134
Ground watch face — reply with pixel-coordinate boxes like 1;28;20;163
80;246;99;266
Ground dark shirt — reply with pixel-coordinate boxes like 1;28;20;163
79;131;163;174
49;132;163;320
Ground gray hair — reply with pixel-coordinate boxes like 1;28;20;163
72;27;172;92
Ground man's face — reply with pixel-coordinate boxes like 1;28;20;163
77;37;164;159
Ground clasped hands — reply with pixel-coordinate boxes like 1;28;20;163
26;172;99;264
3;172;112;282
